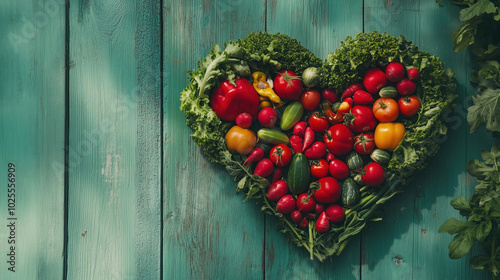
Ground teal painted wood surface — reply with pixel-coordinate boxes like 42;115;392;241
65;0;161;279
0;0;497;279
0;1;66;279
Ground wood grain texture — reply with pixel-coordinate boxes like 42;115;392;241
265;1;364;279
66;0;161;279
0;1;66;279
163;1;266;279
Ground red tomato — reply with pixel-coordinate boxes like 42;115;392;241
346;105;378;133
301;90;321;111
274;70;303;100
276;194;296;214
311;159;329;178
265;180;288;201
354;132;375;155
304;141;327;159
324;124;353;155
398;95;421;117
290;210;303;223
321;88;338;103
363;68;387;94
325;204;345;223
313;177;342;204
372;98;399;123
269;144;293;167
308;113;329;132
329;159;349;180
296;193;316;212
361;162;385;186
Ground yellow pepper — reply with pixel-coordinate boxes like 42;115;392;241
374;122;406;151
252;71;281;104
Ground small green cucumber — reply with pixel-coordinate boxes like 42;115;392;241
280;101;304;131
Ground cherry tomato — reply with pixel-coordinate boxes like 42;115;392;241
361;162;385;186
325;204;345;223
313;177;342;204
308;113;329;132
276;194;296;214
346;105;378;133
274;70;303;100
265;180;289;201
324;124;353;155
354;132;375;155
321;88;338;103
398;95;421;117
225;125;257;155
372;98;399;123
329;159;349;180
269;144;293;167
290;210;303;223
310;159;329;178
301;89;321;111
296;193;316;212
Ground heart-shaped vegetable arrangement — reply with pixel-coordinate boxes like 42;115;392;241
180;31;457;261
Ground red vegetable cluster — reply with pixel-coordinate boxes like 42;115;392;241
214;64;422;233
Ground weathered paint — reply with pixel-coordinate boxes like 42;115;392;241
0;0;495;279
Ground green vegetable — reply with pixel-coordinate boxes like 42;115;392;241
302;67;320;88
439;145;500;278
257;128;290;145
280;101;304;131
446;0;500;60
379;86;398;98
370;149;392;166
287;153;310;194
346;151;363;171
342;178;360;207
468;60;500;133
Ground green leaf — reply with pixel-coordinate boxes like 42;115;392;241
439;217;472;234
475;220;492;242
451;196;472;215
459;0;497;21
470;255;491;270
452;21;477;52
467;88;500;133
448;233;476;259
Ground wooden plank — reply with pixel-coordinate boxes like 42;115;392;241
66;0;161;279
362;0;490;279
264;1;364;279
0;1;66;279
163;0;266;279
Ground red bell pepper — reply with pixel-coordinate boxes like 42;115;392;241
210;78;260;121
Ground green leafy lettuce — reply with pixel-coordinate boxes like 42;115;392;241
439;145;500;278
